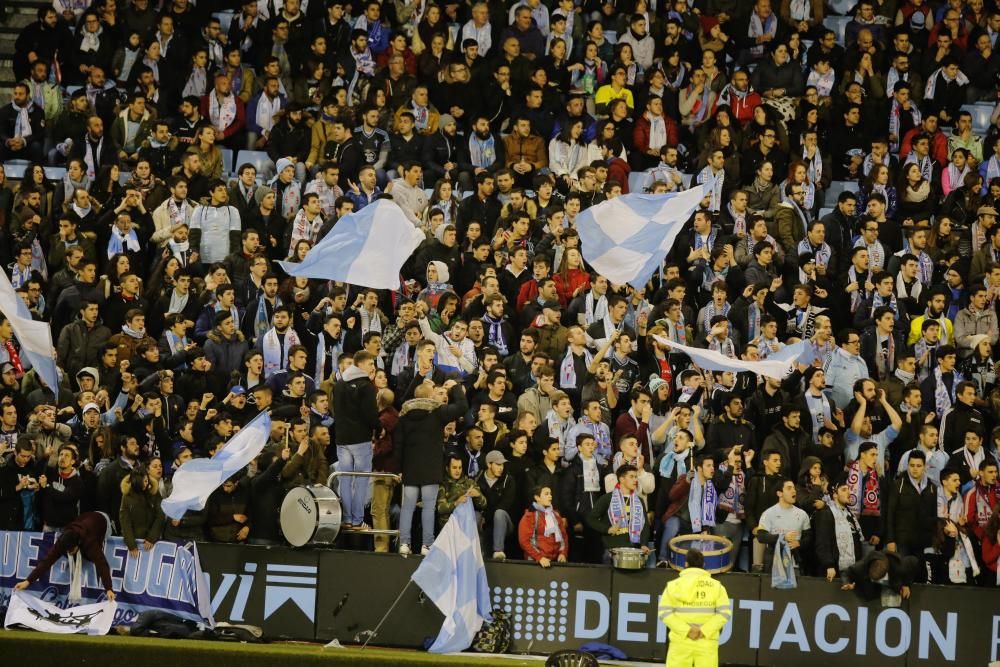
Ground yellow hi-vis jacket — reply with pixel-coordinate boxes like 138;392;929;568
657;568;731;642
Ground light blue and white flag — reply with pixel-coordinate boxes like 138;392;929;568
411;500;492;654
576;185;707;289
768;340;811;365
277;199;425;290
0;268;59;391
652;334;795;381
162;410;272;520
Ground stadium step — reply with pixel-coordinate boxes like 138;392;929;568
0;0;53;99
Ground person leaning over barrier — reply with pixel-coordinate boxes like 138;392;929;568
658;548;731;667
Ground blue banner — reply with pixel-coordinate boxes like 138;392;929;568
0;531;214;628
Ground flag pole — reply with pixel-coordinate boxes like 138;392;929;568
327;578;413;650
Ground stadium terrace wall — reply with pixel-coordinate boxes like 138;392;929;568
199;544;1000;666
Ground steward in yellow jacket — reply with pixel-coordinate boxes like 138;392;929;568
657;549;731;667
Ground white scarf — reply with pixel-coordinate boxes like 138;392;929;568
559;345;593;389
68;550;84;603
12;102;33;139
71;202;92;219
108;227;140;257
183;66;208;98
262;326;301;378
314;330;341;384
83;135;103;179
168;288;189;314
288;210;323;251
169;239;190;265
803;146;822;187
698;167;724;212
828;500;862;571
748;10;777;57
80;27;101;53
256;93;282;134
925;67;970;99
646;112;666;150
359;307;382;337
584;291;608;325
789;0;811;21
209;92;237;132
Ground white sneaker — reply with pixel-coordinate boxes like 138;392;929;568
420;545;431;556
492;551;507;561
354;521;370;531
399;544;411;556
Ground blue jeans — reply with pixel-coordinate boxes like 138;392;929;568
400;484;438;549
491;509;514;552
336;442;373;525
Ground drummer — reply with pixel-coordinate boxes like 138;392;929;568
587;464;651;564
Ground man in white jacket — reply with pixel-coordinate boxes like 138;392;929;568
415;302;477;376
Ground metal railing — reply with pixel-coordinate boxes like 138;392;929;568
326;471;401;538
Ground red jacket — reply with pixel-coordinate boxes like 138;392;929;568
983;534;1000;573
372;407;400;473
607;156;632;193
964;482;1000;542
900;127;948;166
632;113;680;155
614;411;653;465
725;89;763;127
518;508;570;561
553;268;590;306
200;94;247;141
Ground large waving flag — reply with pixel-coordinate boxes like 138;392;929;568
576;185;707;289
277;199;425;290
162;410;272;520
5;590;115;635
0;268;59;391
411;500;492;654
652;335;795;381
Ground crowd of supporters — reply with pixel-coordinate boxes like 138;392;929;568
0;0;999;590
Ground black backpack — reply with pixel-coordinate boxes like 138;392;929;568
469;607;512;653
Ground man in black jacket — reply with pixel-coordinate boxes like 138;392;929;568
333;350;381;530
96;435;140;530
0;439;44;530
746;448;783;571
813;478;864;581
68;114;121;177
394;381;468;555
266;102;311;166
706;393;756;456
0;83;45;162
456;173;501;239
885;450;937;578
477;450;518;559
761;404;809;478
38;445;85;531
559;434;611;563
843;550;920;602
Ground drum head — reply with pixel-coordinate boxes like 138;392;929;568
281;487;320;547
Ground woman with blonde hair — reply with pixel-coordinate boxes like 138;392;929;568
186;125;223;180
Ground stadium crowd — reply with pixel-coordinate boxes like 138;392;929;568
0;0;999;594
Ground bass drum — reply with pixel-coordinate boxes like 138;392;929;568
280;484;342;547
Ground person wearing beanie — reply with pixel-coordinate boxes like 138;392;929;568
422;113;465;185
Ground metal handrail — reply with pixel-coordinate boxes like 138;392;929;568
326;471;402;537
326;471;401;486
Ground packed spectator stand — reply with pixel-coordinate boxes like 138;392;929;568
0;0;999;600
